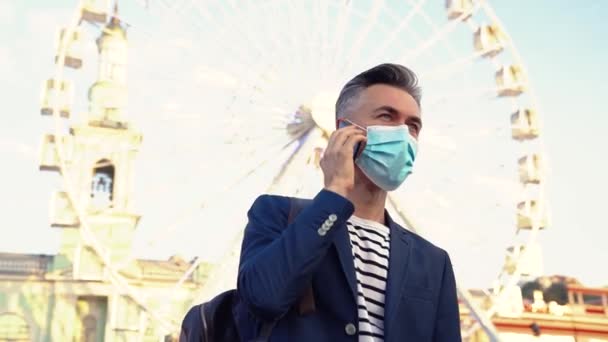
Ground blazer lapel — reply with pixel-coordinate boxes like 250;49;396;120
383;212;412;337
332;223;358;302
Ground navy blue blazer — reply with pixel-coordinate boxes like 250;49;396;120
235;189;461;341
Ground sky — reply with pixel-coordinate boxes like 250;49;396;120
0;0;606;290
487;0;607;284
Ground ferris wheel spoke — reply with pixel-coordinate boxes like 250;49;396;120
419;50;486;81
315;0;332;86
406;0;458;59
310;0;324;84
155;108;290;130
260;0;296;62
326;0;353;83
220;0;271;58
280;0;308;92
122;36;266;104
340;0;385;76
313;0;340;90
223;52;303;112
402;4;480;65
367;0;427;64
293;0;320;91
268;132;317;194
330;3;395;81
195;130;319;301
128;118;292;180
135;127;293;204
425;86;497;108
145;131;305;247
269;128;324;195
103;13;255;89
263;0;305;88
306;0;324;85
151;0;269;78
245;1;301;99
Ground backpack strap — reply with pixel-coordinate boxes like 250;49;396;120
287;197;316;315
256;197;316;341
287;197;305;223
199;303;210;341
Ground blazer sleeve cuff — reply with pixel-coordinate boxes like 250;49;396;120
298;189;355;233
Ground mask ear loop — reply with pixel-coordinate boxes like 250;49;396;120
336;118;366;131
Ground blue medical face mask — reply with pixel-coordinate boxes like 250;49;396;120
338;119;418;191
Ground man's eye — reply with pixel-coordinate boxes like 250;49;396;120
379;113;392;120
409;125;419;136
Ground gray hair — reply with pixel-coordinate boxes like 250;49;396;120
335;63;421;119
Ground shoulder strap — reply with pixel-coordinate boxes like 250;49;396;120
287;197;307;224
287;197;316;315
257;197;316;341
287;197;311;224
199;304;210;342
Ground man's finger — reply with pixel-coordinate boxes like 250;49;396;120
327;126;359;154
342;132;367;152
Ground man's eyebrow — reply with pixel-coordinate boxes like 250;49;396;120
373;106;399;115
374;105;422;128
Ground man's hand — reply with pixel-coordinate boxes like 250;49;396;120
320;125;367;197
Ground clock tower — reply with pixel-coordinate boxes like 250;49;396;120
46;5;142;280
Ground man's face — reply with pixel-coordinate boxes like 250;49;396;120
347;84;422;139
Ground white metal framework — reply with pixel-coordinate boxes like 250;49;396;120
42;0;549;339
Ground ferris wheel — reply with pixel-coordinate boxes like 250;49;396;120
40;0;550;339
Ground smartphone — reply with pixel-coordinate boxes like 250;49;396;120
353;142;362;159
337;119;364;159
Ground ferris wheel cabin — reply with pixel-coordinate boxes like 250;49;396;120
496;65;527;97
518;154;543;184
80;0;110;23
38;134;73;172
504;243;544;277
446;0;474;20
511;108;540;141
516;199;547;230
40;78;73;118
55;27;84;69
49;191;80;228
474;25;507;58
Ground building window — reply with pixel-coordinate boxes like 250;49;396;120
91;159;115;209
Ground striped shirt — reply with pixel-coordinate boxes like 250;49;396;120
347;215;390;342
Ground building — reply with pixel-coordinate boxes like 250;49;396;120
0;6;208;342
461;281;608;341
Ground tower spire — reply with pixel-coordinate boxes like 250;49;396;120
111;1;120;26
87;0;128;126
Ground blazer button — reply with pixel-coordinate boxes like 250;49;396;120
317;228;327;236
328;214;338;222
345;323;356;336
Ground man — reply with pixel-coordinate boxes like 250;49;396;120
235;64;461;341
